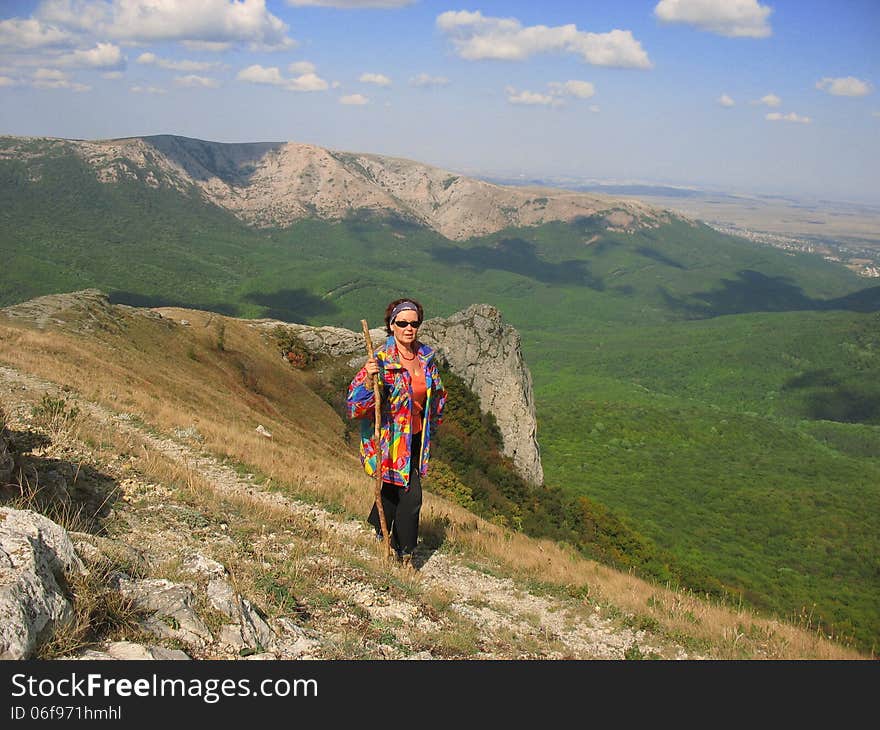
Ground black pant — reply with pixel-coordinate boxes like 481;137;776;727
368;431;422;555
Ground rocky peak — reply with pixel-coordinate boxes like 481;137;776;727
419;305;543;486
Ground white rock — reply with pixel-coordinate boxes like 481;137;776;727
180;552;227;579
0;508;85;659
255;424;272;439
116;576;213;647
207;578;276;651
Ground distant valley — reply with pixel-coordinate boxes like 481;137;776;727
482;173;880;277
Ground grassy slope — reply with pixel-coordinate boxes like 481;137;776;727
1;307;864;659
1;141;878;650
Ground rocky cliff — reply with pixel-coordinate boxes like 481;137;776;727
419;305;542;485
254;304;543;485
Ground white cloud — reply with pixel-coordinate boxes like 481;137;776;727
182;40;232;52
756;93;781;107
237;64;286;85
816;76;872;97
766;111;811;124
873;111;880;118
549;80;595;99
359;72;391;86
174;74;220;88
287;72;328;91
287;1;414;6
137;52;223;72
288;61;316;75
0;75;21;87
505;86;561;107
437;10;518;33
237;63;328;91
36;0;294;50
58;42;125;70
506;79;596;107
130;85;166;94
410;73;449;87
102;70;123;79
0;17;75;51
436;10;652;69
588;105;600;113
33;67;66;81
654;0;772;38
32;67;90;91
718;93;735;107
340;93;368;104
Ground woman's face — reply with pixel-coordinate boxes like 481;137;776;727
391;311;421;349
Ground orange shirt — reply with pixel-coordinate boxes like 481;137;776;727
399;351;426;434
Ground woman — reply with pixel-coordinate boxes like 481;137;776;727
347;298;447;568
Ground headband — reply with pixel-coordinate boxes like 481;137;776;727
390;301;419;321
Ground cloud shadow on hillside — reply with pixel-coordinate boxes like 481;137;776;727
636;246;686;269
244;288;338;323
430;237;605;289
142;136;285;186
663;270;880;317
782;371;880;424
109;291;239;316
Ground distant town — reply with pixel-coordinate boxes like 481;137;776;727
705;223;880;278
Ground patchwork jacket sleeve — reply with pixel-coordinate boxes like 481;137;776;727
347;366;376;420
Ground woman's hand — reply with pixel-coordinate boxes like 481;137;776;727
365;357;379;377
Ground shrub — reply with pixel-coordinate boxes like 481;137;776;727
273;326;316;369
31;394;81;436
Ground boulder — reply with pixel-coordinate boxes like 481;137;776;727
0;508;86;659
208;578;276;652
114;576;213;647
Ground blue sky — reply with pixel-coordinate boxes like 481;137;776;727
0;0;877;202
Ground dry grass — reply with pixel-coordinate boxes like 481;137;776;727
35;551;147;660
0;309;868;660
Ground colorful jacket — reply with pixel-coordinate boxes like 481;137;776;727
347;336;447;488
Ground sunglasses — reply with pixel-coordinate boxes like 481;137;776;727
393;319;421;329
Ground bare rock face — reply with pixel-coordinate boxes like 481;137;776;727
258;303;544;486
420;305;543;486
0;508;86;659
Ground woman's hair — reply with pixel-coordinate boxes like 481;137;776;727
384;298;424;335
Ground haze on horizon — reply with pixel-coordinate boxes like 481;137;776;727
0;0;877;204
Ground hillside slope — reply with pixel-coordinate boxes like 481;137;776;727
0;291;863;659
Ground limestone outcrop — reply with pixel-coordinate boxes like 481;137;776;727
0;507;85;659
421;305;543;485
258;303;543;485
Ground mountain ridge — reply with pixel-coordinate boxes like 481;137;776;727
0;133;679;240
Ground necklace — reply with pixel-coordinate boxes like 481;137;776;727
399;346;417;361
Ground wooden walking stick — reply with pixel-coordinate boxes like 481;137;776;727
361;319;392;559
